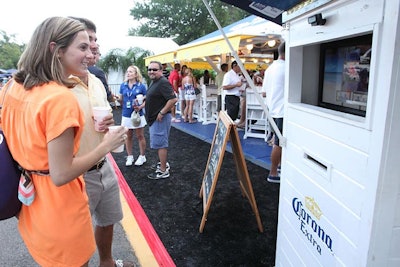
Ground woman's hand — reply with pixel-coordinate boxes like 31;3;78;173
134;100;144;112
99;113;115;131
133;102;140;112
103;126;128;152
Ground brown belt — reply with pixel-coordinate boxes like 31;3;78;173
88;158;106;172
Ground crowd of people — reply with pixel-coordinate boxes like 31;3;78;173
155;55;284;185
216;47;284;185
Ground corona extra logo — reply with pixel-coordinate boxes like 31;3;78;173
292;197;333;254
305;196;323;219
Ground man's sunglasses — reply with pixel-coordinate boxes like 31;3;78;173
148;68;160;72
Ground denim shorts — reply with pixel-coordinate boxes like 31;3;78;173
149;113;172;149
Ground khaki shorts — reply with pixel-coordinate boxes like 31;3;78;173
84;159;123;226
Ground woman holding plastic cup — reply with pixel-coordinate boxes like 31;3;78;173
117;65;147;166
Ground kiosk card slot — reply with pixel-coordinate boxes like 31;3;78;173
302;149;332;181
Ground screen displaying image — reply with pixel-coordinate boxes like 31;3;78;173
319;34;372;117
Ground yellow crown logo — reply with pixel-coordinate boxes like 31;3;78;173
305;196;323;220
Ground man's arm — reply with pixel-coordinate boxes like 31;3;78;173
157;98;178;121
223;82;242;90
161;98;178;114
172;79;179;92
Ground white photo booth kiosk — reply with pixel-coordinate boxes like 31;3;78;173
275;0;400;266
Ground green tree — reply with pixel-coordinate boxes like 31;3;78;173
129;0;249;45
0;30;25;69
98;47;152;80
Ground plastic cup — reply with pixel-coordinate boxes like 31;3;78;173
108;125;124;153
92;107;110;132
136;94;144;105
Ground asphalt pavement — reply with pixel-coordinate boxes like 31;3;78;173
0;215;139;266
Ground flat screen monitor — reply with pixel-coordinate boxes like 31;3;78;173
318;34;372;117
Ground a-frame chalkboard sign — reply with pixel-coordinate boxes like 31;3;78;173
199;111;263;233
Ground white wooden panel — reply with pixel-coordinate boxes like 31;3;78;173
394;193;400;227
284;142;365;215
276;0;400;266
283;164;362;246
286;106;371;152
389;227;400;259
288;0;382;47
388;259;400;267
285;117;369;184
276;211;317;266
279;168;367;266
286;128;368;183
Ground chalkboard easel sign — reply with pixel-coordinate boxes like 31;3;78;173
199;111;263;233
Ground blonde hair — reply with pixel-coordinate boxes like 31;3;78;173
126;65;143;83
14;17;86;89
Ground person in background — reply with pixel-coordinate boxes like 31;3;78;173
145;61;178;179
118;65;147;167
203;69;210;85
179;64;188;117
0;17;127;267
253;66;266;87
222;61;242;121
215;63;228;112
162;63;170;79
88;45;113;102
263;41;285;184
182;68;198;123
235;71;249;129
168;63;181;122
180;64;188;77
69;17;134;267
260;69;274;146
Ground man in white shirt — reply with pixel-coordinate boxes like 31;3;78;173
222;61;242;121
262;41;285;183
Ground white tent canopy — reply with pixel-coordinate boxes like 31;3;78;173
145;15;284;70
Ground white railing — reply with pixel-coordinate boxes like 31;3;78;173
198;84;218;125
109;84;120;96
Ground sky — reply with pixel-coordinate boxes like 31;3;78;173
0;0;141;54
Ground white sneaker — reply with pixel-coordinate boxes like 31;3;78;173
125;155;134;166
134;155;147;166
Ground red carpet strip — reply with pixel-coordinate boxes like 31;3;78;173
107;153;176;267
